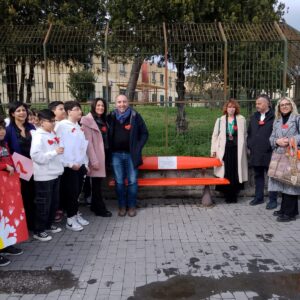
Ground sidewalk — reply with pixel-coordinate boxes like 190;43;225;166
0;197;300;300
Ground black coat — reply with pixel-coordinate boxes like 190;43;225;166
247;109;275;167
107;109;149;168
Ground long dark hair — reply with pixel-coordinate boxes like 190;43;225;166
8;102;29;124
91;98;107;120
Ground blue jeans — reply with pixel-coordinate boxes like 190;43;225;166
111;152;138;208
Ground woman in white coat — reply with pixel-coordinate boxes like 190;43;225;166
211;99;248;203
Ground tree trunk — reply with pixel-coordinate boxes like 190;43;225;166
175;60;188;134
26;58;35;103
19;57;26;103
5;56;18;102
125;56;144;101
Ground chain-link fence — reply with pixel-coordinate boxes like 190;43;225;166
0;22;300;155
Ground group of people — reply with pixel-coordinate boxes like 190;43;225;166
0;94;148;266
211;94;299;223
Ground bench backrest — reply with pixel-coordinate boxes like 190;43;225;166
139;156;222;170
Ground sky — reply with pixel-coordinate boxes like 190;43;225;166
282;0;300;30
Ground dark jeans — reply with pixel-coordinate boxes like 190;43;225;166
60;166;86;218
253;166;277;203
280;194;299;217
34;177;60;233
91;177;107;213
20;177;35;231
111;152;138;208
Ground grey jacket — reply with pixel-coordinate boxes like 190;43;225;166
268;114;300;195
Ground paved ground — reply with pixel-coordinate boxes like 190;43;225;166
0;197;300;300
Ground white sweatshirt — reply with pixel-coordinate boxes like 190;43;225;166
54;119;88;168
30;128;64;181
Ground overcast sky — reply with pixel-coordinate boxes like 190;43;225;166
282;0;300;30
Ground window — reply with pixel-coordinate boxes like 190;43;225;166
119;89;126;95
168;96;172;107
102;86;111;102
119;64;126;76
152;93;157;102
169;77;172;88
101;56;109;72
47;82;54;89
160;95;164;106
160;74;164;86
151;72;156;84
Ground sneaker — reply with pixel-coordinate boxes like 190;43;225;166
0;255;10;267
46;225;62;233
0;246;23;256
33;231;52;242
66;216;83;231
76;213;89;226
128;207;137;217
118;207;127;217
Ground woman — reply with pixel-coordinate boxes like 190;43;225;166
5;102;36;230
211;99;248;203
269;97;300;222
81;98;112;217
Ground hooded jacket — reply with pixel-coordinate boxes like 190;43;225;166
30;128;64;181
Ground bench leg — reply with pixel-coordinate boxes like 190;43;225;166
201;185;213;207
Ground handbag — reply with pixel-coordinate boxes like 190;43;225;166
268;137;300;186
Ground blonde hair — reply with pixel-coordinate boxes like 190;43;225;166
274;97;298;120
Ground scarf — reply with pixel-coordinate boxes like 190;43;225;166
115;107;131;124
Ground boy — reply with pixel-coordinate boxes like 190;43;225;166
30;109;64;241
55;101;89;231
0;117;23;265
49;101;66;223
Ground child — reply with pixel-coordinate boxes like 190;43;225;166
30;109;64;241
48;101;66;223
55;101;89;232
0;117;23;266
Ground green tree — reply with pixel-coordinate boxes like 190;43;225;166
107;0;285;133
67;69;96;102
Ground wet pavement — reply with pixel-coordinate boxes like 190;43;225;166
0;197;300;300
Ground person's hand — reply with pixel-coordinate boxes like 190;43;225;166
211;152;216;158
71;164;80;171
6;165;14;176
56;147;64;154
276;137;289;147
85;166;90;173
92;162;100;170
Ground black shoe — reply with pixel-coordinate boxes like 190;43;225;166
0;255;10;267
249;199;264;206
95;210;112;217
266;201;277;210
273;210;283;217
0;246;23;256
276;215;296;222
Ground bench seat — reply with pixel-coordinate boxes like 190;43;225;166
109;177;229;187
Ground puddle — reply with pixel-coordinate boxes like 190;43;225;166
0;270;78;294
129;272;300;300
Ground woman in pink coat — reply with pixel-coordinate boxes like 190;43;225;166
81;98;112;217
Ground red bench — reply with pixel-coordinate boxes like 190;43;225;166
109;156;230;206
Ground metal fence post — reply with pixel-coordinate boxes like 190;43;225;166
43;23;52;104
163;22;169;153
274;21;288;96
104;23;109;104
218;22;227;102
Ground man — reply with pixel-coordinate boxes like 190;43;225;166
247;94;277;209
108;94;148;217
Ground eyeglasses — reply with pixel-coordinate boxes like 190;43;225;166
280;103;291;108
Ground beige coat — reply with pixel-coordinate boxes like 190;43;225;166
210;114;248;183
